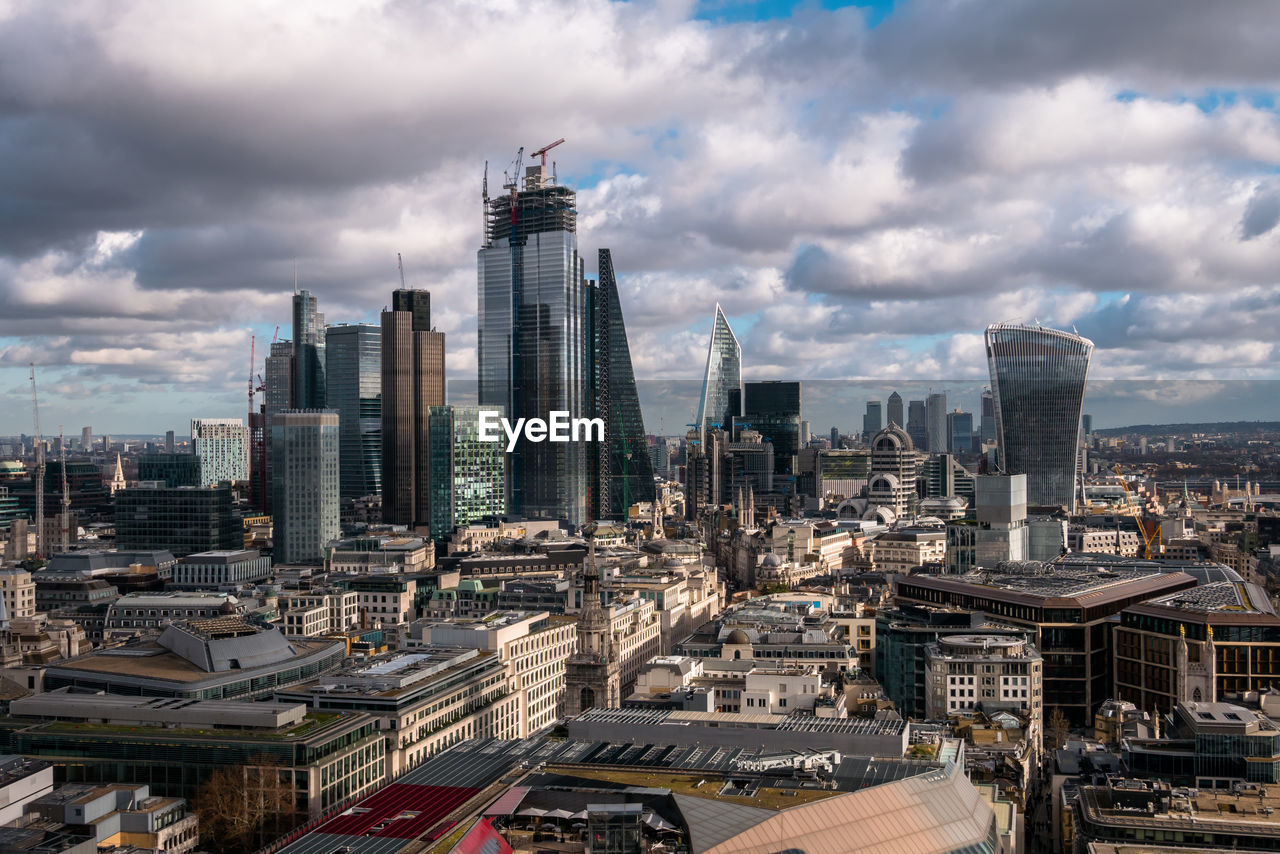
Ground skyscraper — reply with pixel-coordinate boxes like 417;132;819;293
947;410;974;454
734;381;801;478
262;339;295;514
925;392;948;452
863;400;883;440
271;411;339;565
980;388;995;444
478;158;588;525
906;400;926;449
696;304;742;441
292;290;326;410
80;427;92;452
428;405;506;536
190;418;249;484
985;322;1094;510
887;391;904;429
588;249;655;519
326;324;382;503
382;289;445;528
165;430;175;454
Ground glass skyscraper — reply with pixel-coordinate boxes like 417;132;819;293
325;324;382;503
428;405;506;536
588;249;655;519
732;381;801;477
863;400;883;441
270;411;339;565
478;162;588;525
985;322;1094;510
696;304;742;441
292;290;326;410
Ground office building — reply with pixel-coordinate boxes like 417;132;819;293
17;782;198;854
325;323;382;503
980;388;995;443
865;424;920;522
114;484;240;557
172;549;271;589
895;559;1198;724
165;430;175;454
732;381;801;478
1125;700;1280;785
136;453;200;487
945;474;1029;573
189;418;248;485
887;391;903;428
271;411;339;565
947;409;974;454
383;290;445;527
862;399;882;441
906;399;927;449
291;289;325;409
985;322;1094;509
6;694;380;823
478;162;588;525
427;405;506;536
695;304;742;441
79;427;91;452
924;634;1043;727
925;391;947;452
588;249;655;517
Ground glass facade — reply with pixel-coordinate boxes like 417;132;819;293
137;453;201;487
588;249;655;518
478;182;588;525
887;391;904;429
292;290;326;410
114;484;240;557
696;304;742;441
427;405;506;536
271;412;339;565
863;399;883;440
325;324;382;503
985;323;1093;509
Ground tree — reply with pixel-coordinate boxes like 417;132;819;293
196;755;297;853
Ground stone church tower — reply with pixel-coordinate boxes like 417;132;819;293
564;540;621;716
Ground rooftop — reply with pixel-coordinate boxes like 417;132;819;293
1129;581;1279;620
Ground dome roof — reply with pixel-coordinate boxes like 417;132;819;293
873;424;914;452
761;553;783;567
726;628;751;645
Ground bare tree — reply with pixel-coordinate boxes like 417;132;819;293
1047;707;1070;752
197;755;297;853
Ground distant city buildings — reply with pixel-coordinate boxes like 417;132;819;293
291;289;326;410
325;323;382;503
695;304;742;441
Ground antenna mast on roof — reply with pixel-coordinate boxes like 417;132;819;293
398;253;406;289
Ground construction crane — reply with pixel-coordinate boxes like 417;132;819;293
58;427;69;554
1114;465;1161;558
28;364;43;559
503;146;524;225
530;138;565;169
482;160;490;248
398;252;407;289
248;333;256;412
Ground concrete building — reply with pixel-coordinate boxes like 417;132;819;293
0;568;35;622
189;418;249;485
865;424;920;523
6;694;381;823
412;610;577;737
280;589;359;637
103;592;249;636
895;559;1198;724
271;411;339;566
20;783;198;854
0;757;54;825
945;474;1030;573
171;549;270;589
869;528;946;573
925;391;947;452
764;520;858;572
925;634;1043;729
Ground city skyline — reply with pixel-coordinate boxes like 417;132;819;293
4;2;1280;433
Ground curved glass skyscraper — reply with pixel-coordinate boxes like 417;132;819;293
696;304;742;441
985;323;1093;510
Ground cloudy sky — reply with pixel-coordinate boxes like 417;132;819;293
4;0;1280;436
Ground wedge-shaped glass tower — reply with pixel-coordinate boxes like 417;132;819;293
696;304;742;441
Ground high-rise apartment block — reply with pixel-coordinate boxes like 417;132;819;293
325;323;382;503
271;411;339;565
985;323;1093;509
427;405;506;536
381;289;445;528
478;162;589;525
291;290;326;410
189;418;248;484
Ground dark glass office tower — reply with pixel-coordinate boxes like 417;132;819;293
262;339;294;514
730;381;801;477
382;290;444;527
985;322;1093;510
980;388;996;443
587;250;655;519
478;160;588;525
906;400;927;449
926;392;948;452
696;305;742;441
428;405;506;536
292;291;326;409
862;400;883;441
326;324;382;503
887;391;904;429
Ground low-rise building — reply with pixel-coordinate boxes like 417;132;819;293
869;528;946;573
279;589;359;637
22;783;198;854
327;535;434;573
103;592;250;637
171;549;270;590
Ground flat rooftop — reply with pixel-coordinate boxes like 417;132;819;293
573;707;906;737
1133;581;1278;618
